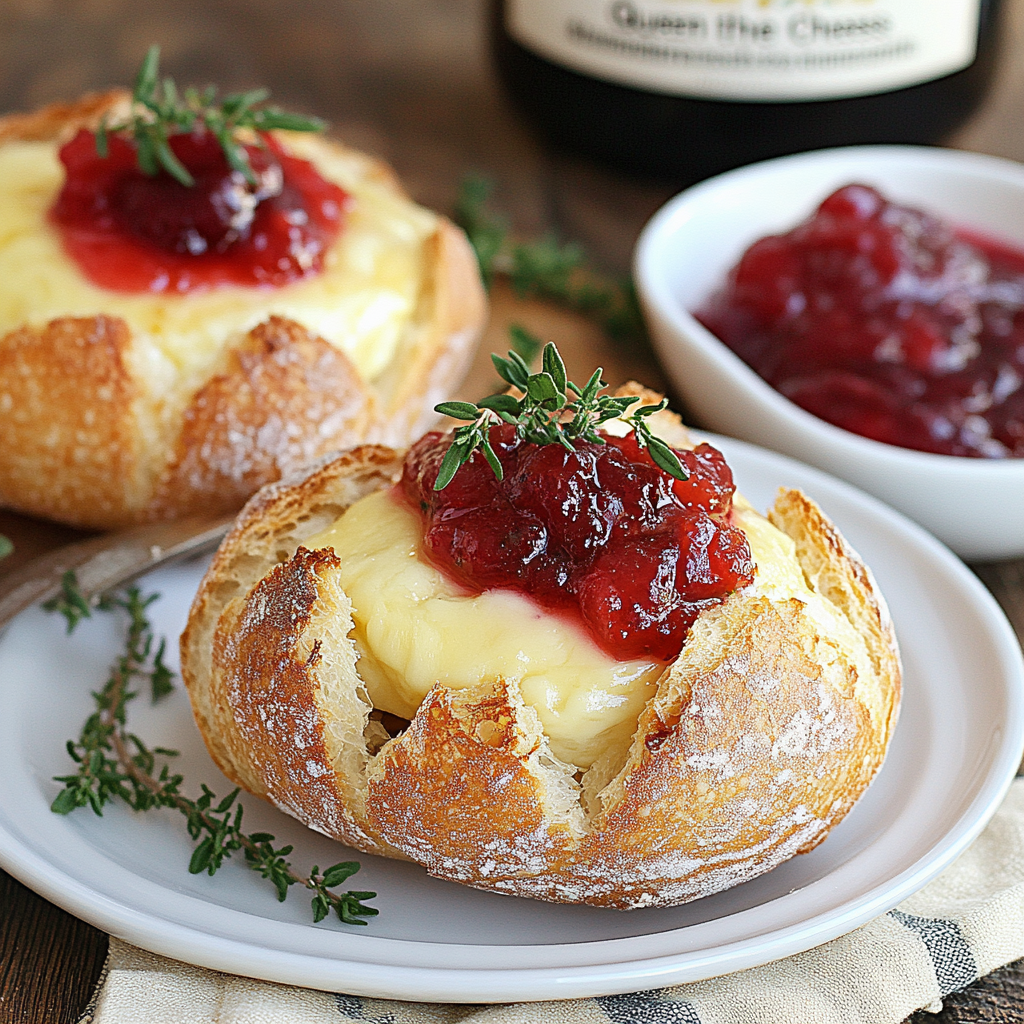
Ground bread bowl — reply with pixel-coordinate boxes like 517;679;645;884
0;88;486;530
180;383;901;909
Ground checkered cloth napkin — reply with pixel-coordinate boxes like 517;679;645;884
81;778;1024;1024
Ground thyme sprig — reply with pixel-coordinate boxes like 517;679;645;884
433;337;687;489
454;176;647;345
44;567;114;635
49;574;377;927
0;535;11;559
97;45;326;187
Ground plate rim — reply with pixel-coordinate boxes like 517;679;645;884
1;436;1022;1003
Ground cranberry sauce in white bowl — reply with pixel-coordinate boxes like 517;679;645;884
634;146;1024;561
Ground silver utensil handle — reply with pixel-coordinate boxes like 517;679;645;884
0;516;233;629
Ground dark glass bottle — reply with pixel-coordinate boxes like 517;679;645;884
492;0;1002;183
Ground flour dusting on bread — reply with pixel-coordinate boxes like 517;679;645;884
180;393;901;909
0;93;486;528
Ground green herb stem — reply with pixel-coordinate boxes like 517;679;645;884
433;336;687;488
99;45;325;186
454;175;647;345
49;574;377;927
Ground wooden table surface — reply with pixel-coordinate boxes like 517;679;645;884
1;1;1024;1020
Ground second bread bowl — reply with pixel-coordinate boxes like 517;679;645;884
0;84;486;529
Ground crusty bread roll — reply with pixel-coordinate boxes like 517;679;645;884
180;393;901;909
0;91;486;529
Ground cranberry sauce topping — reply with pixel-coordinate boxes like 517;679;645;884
401;425;754;662
51;129;347;293
697;184;1024;458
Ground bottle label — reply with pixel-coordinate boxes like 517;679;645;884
505;0;981;101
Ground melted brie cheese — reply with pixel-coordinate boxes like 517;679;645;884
0;133;437;385
306;480;877;773
305;489;667;770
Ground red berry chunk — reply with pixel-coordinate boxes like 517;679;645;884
697;183;1024;458
400;425;754;662
51;129;348;293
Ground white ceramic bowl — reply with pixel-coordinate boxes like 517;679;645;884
635;145;1024;561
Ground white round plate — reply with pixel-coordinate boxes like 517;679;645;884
0;439;1021;1004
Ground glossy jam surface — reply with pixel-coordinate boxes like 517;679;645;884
401;425;754;662
50;129;347;293
698;184;1024;458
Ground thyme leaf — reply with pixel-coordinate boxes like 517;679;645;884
0;535;11;560
49;573;377;927
42;568;108;634
433;336;687;489
99;45;326;186
508;322;543;366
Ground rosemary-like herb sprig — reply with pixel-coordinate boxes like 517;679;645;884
434;337;687;489
48;573;377;927
454;175;647;345
97;45;326;187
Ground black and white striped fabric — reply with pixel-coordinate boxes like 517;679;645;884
82;781;1024;1024
889;910;977;996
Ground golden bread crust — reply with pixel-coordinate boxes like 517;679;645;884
210;546;399;856
151;316;372;520
0;90;129;145
0;94;486;529
181;403;902;909
0;316;150;523
180;443;405;788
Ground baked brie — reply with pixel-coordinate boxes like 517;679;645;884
0;92;485;528
180;393;901;909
